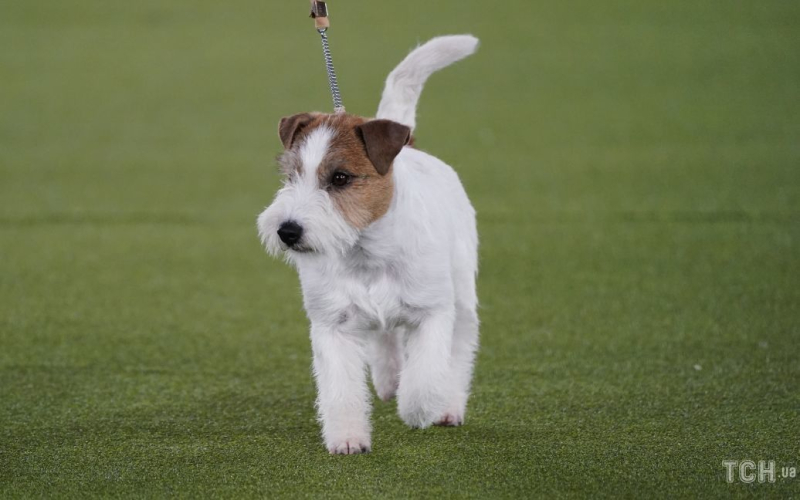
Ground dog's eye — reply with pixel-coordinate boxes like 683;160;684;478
331;171;351;188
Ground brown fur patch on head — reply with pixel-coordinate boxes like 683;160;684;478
318;114;395;229
276;112;409;229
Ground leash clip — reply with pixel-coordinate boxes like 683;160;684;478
310;1;328;19
310;1;330;29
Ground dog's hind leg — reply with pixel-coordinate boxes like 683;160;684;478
435;303;479;426
435;257;479;426
368;327;403;402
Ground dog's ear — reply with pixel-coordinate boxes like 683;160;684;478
279;113;316;149
355;119;411;176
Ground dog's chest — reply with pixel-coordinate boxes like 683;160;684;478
345;271;407;328
300;256;421;331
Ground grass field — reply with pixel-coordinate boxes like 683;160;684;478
1;0;799;497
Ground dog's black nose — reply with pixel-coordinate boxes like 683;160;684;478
277;221;303;246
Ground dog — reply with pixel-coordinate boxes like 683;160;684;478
257;35;480;454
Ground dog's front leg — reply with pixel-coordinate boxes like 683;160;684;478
397;310;454;428
311;323;371;454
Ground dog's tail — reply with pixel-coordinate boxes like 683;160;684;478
376;35;479;132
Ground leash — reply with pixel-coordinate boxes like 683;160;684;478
310;1;345;113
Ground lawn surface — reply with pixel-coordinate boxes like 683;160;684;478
1;0;799;498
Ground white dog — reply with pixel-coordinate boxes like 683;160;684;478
257;35;480;455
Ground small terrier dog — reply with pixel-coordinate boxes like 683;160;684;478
257;35;480;454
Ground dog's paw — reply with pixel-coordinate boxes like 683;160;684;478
397;398;445;429
434;412;464;426
370;361;400;402
374;379;398;402
327;439;371;455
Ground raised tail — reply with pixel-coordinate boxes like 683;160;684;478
376;35;479;132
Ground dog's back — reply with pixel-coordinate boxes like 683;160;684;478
377;35;480;292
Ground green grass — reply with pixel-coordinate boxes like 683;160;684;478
1;0;799;497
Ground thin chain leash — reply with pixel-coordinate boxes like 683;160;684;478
310;1;345;113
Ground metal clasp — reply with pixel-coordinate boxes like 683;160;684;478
310;1;328;19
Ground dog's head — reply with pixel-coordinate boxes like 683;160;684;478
257;112;411;259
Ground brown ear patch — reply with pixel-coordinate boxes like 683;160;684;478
278;113;317;149
355;120;411;175
275;113;403;229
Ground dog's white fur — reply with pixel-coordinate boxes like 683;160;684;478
378;35;480;131
257;35;480;454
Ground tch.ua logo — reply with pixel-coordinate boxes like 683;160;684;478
723;460;797;484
